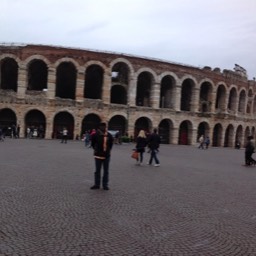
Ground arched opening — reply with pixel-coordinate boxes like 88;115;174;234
81;114;101;136
25;109;46;138
212;123;223;147
84;65;104;99
108;115;126;137
160;76;175;108
224;124;234;147
111;62;129;84
197;122;210;141
0;108;17;137
180;79;194;111
0;58;18;91
158;119;172;144
244;126;251;147
56;62;76;99
134;117;152;138
215;84;226;111
178;120;192;145
228;88;237;112
238;90;246;113
136;72;153;107
27;60;48;91
235;125;243;148
110;85;127;104
53;112;74;139
199;82;212;112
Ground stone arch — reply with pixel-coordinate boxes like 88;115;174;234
53;111;75;139
0;53;21;64
238;89;246;113
224;124;234;147
135;71;155;107
159;75;176;108
178;120;193;145
84;64;104;99
24;55;51;66
81;113;101;135
0;108;17;137
180;78;196;111
54;57;80;70
108;115;126;135
110;58;134;80
56;61;77;99
158;118;174;144
228;87;238;112
244;126;251;147
235;125;243;148
199;80;214;112
212;123;223;147
24;109;46;138
0;57;18;91
27;59;48;91
134;117;152;138
197;121;210;140
215;84;227;111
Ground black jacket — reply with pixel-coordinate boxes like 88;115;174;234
91;130;113;159
148;132;160;150
136;136;147;152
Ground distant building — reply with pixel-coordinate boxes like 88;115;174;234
0;43;255;146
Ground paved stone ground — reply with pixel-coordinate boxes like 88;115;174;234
0;139;256;256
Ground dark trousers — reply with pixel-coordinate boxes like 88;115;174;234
94;157;110;187
245;151;256;165
61;135;67;143
149;149;159;164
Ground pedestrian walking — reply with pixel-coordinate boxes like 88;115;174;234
135;130;148;165
147;128;161;167
61;127;68;143
204;136;210;149
90;122;113;190
198;135;204;149
245;136;256;166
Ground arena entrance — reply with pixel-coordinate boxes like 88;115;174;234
53;112;74;139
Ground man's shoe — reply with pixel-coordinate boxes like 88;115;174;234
103;187;109;190
90;185;100;190
154;164;160;167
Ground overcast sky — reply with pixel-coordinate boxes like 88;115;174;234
1;0;256;79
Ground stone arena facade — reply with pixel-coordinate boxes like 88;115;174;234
0;43;255;147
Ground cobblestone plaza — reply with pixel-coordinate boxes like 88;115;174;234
0;139;256;256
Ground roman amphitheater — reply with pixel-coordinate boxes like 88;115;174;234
0;43;255;147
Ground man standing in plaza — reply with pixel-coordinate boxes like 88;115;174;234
147;128;161;167
90;122;113;190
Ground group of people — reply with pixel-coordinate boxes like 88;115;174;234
135;129;161;166
198;135;210;149
89;123;161;191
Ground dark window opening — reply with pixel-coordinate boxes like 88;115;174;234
56;62;76;99
0;58;18;91
27;60;48;91
84;65;103;99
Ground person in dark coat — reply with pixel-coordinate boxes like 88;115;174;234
135;130;147;165
147;128;161;167
90;122;113;190
245;135;256;166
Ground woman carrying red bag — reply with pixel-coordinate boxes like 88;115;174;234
135;130;147;165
